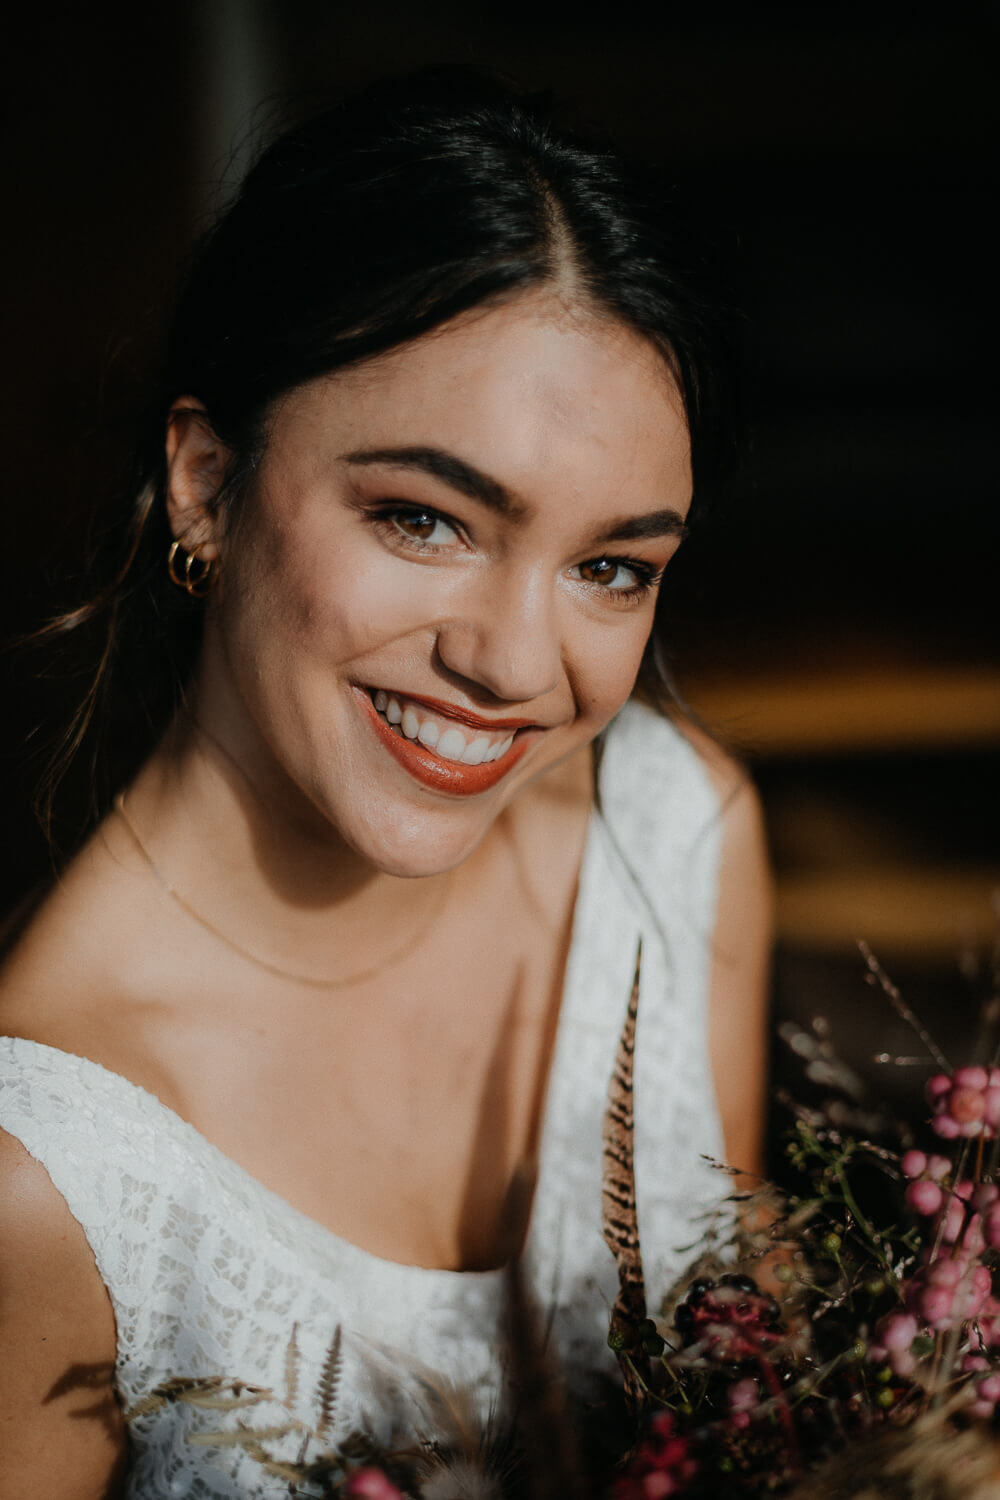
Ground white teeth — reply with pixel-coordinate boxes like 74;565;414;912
461;735;490;766
372;692;519;767
483;734;514;763
437;727;467;762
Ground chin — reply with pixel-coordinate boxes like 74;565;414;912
338;801;494;881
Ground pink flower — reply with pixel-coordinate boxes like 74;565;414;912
955;1066;990;1092
974;1296;1000;1347
962;1355;1000;1419
905;1178;943;1216
871;1310;922;1376
728;1377;760;1412
343;1469;405;1500
614;1412;699;1499
984;1204;1000;1251
973;1183;1000;1213
939;1181;977;1245
878;1310;918;1353
902;1245;992;1334
673;1274;781;1363
901;1149;927;1179
928;1069;1000;1140
950;1087;986;1126
917;1285;955;1328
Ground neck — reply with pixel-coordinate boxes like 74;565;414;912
175;707;383;905
123;708;453;983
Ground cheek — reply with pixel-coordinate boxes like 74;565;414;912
226;521;461;672
570;618;653;724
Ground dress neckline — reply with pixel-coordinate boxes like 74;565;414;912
1;798;605;1285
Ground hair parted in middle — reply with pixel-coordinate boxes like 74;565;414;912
39;66;739;842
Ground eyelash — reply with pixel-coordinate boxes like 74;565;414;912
367;502;663;605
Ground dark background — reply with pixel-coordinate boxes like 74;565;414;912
3;3;998;1127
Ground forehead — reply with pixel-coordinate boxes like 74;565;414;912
271;290;692;514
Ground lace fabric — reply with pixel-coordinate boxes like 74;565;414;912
0;701;727;1498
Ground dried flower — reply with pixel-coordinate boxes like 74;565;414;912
343;1470;406;1500
927;1066;1000;1140
673;1274;782;1364
614;1412;699;1499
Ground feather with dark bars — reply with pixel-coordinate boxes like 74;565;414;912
601;941;650;1417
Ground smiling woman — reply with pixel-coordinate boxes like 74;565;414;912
0;70;770;1498
163;295;693;875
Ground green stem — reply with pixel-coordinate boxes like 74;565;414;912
622;1354;660;1406
832;1164;876;1241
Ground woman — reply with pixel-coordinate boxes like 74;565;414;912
0;71;770;1497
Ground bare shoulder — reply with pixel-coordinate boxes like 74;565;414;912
0;1127;127;1496
0;816;161;1061
673;714;762;824
670;714;770;901
0;823;140;1492
673;716;772;1181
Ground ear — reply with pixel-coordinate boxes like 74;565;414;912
164;398;232;559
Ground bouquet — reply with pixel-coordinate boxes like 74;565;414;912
132;945;1000;1498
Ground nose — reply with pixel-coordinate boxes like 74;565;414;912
434;566;563;705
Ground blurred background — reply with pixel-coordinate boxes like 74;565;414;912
3;2;998;1139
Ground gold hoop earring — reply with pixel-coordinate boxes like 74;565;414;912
168;539;218;598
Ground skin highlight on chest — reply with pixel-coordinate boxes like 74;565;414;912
163;770;589;1271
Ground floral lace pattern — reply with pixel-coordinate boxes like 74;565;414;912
0;702;726;1498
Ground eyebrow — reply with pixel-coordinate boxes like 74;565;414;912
341;443;688;545
597;509;689;544
340;446;525;519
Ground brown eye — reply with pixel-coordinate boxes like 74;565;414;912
396;511;438;540
578;558;621;586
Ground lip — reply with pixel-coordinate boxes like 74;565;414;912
371;689;538;733
354;686;538;797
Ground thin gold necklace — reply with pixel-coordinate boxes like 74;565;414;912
114;791;451;990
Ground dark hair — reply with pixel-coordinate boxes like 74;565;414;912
38;67;737;845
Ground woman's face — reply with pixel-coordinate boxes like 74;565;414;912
186;289;693;877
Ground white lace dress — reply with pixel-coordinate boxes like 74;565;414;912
0;701;727;1498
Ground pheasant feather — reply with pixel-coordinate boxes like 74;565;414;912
602;941;650;1413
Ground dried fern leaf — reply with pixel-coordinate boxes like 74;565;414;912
315;1324;343;1439
284;1323;301;1410
177;1390;273;1412
189;1419;308;1446
237;1442;309;1482
125;1376;265;1422
124;1392;172;1421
